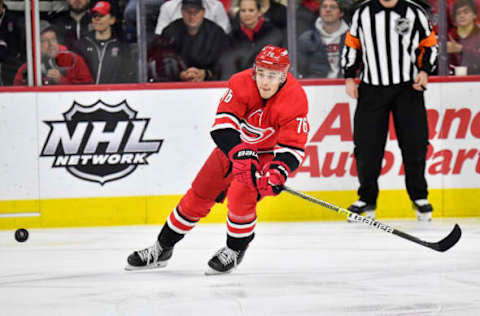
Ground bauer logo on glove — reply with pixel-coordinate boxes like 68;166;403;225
233;149;258;160
228;143;260;188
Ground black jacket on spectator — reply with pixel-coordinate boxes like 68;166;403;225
161;18;227;80
217;19;283;80
0;5;25;85
50;11;92;49
263;1;287;30
72;32;136;84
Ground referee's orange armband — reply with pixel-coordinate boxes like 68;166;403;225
345;31;362;50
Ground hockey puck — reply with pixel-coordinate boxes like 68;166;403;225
15;228;29;242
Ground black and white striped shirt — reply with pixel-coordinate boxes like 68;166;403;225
341;0;438;86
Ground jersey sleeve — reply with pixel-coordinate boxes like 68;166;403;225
211;76;248;134
273;85;309;173
210;74;249;154
341;8;363;79
415;6;438;74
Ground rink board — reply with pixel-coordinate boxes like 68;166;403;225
0;79;479;229
0;188;479;229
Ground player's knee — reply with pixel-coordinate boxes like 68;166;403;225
179;188;216;219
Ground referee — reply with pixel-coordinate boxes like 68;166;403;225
341;0;438;221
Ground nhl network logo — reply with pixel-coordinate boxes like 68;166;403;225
40;100;163;185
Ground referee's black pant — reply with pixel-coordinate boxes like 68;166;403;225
353;82;429;205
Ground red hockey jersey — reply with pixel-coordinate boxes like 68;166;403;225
212;69;309;167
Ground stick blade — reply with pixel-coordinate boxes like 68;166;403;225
430;224;462;252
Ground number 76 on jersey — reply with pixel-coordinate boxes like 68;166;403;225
296;117;309;134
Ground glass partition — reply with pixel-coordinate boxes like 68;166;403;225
295;0;354;79
43;0;137;85
6;0;136;86
1;1;28;86
4;0;476;87
293;0;457;79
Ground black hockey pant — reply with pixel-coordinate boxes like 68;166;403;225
353;82;429;204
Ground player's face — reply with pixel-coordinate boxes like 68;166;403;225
239;0;262;30
255;67;283;99
320;0;343;24
40;31;59;58
454;5;477;27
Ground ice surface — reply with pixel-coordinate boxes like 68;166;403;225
1;219;479;316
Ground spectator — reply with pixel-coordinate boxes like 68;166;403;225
147;35;187;81
0;0;26;86
230;0;286;30
49;0;92;49
448;0;480;74
91;0;126;40
123;0;164;43
298;0;348;78
426;0;480;34
217;0;283;80
154;0;231;35
161;0;228;81
72;1;137;83
14;21;93;85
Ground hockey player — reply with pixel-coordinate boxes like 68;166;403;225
125;45;310;274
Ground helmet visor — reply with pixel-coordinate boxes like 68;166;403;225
255;67;284;82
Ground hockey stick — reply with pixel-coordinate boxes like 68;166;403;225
282;186;461;252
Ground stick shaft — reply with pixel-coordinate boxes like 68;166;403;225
282;186;461;252
283;186;394;233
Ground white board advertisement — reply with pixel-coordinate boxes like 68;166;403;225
0;82;479;202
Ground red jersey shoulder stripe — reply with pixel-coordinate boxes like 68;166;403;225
212;112;241;132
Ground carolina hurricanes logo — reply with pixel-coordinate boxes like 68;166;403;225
239;109;275;144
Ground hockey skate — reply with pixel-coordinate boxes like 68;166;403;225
413;199;433;222
125;240;173;271
205;246;246;275
347;200;376;222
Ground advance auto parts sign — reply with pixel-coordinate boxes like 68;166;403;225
40;100;163;185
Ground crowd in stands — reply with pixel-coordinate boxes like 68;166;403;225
0;0;479;86
447;0;480;74
14;20;93;85
297;0;347;78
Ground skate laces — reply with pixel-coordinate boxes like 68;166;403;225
137;241;161;264
216;247;239;266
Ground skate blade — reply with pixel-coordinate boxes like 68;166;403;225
204;266;233;276
416;211;432;222
124;261;168;271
